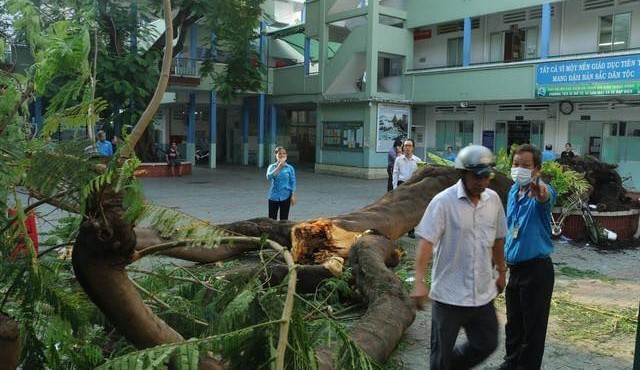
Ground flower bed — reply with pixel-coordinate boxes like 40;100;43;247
552;208;640;241
136;162;192;177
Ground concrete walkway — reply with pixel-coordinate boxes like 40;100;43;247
142;164;639;370
141;164;388;224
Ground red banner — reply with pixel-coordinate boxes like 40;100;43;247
414;29;432;40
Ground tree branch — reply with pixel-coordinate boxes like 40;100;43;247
119;0;173;159
0;84;33;135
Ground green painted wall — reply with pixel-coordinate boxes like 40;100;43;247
317;103;371;167
406;0;556;27
375;24;411;57
408;64;535;102
304;0;321;37
271;66;322;96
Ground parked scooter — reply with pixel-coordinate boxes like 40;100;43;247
195;147;210;164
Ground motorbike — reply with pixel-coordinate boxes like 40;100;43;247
195;147;210;164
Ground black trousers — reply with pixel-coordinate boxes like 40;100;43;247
387;165;394;191
430;300;499;370
268;197;291;220
503;257;554;370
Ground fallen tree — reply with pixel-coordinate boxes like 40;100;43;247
70;164;513;369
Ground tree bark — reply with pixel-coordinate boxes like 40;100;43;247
347;232;415;363
0;312;19;370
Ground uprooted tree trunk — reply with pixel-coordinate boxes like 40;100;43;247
0;312;19;370
70;164;512;369
558;155;635;211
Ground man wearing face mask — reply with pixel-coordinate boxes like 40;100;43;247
495;144;557;370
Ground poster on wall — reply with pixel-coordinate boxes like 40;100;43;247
376;104;410;152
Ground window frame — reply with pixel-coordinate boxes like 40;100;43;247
598;12;631;53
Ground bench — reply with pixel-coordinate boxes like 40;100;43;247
136;162;192;177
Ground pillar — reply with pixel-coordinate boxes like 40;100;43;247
462;17;471;67
209;91;217;169
186;93;196;164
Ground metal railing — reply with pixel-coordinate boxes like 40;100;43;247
171;57;200;77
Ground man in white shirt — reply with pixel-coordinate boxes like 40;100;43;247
411;145;508;370
392;138;422;189
393;138;422;238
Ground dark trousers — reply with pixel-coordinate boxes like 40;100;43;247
268;197;291;220
387;165;394;191
503;257;554;370
397;180;414;236
430;300;499;370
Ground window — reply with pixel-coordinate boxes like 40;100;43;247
447;37;463;67
599;13;631;52
436;120;474;150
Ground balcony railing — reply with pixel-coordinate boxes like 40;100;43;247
171;57;200;77
407;47;640;74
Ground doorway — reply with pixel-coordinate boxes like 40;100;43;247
495;120;545;152
568;121;604;158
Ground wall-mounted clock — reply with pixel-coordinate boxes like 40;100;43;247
559;100;574;115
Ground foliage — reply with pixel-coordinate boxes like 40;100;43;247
540;160;589;200
494;144;516;176
427;152;454;167
1;213;109;369
141;204;228;245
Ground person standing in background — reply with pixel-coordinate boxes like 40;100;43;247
445;146;456;162
542;144;556;163
561;142;575;159
266;146;297;220
387;139;403;191
165;142;182;177
111;135;119;154
393;138;422;238
96;131;113;157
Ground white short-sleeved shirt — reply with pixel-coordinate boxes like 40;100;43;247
392;154;422;188
415;179;508;307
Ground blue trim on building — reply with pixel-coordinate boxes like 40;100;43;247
209;91;217;144
242;98;249;145
130;3;138;51
540;3;551;59
188;93;196;143
270;104;277;146
463;17;471;67
190;24;198;71
304;37;311;75
34;99;43;136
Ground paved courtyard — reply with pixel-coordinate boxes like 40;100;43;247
142;164;639;369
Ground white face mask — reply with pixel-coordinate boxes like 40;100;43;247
510;167;532;187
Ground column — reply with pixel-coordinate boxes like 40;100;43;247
209;91;217;169
270;104;277;162
190;24;198;73
129;3;138;51
34;98;43;137
242;98;249;165
540;3;552;59
257;22;266;168
462;17;471;67
304;37;311;75
186;93;196;164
